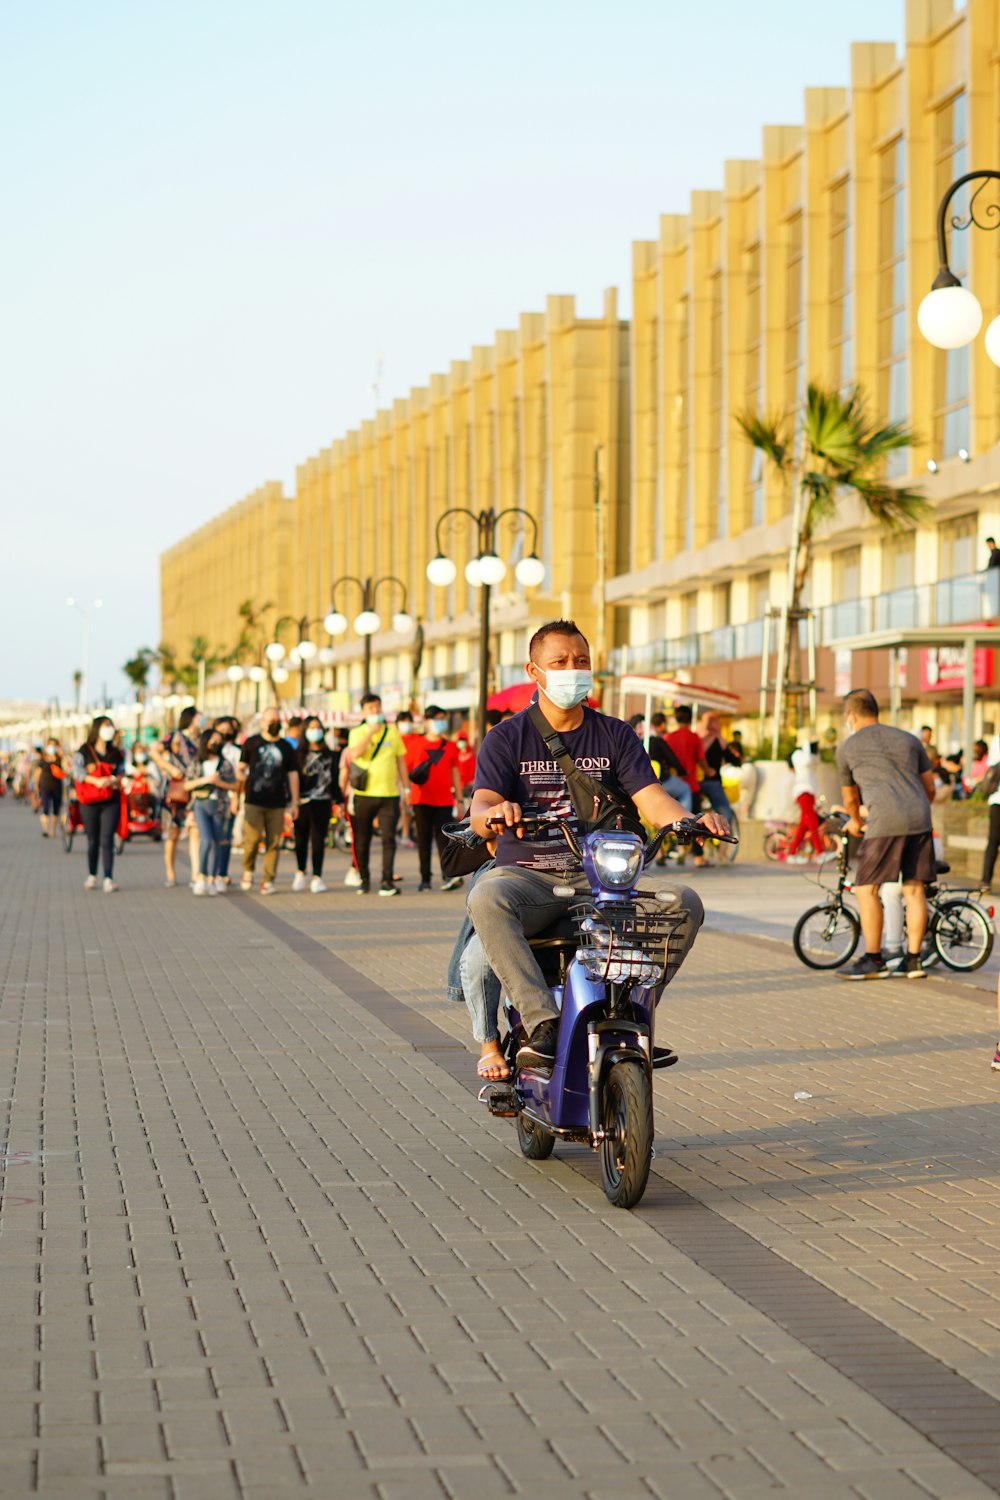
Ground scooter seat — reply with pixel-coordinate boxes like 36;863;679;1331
528;914;579;950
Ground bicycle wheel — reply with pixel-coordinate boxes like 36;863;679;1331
764;829;787;862
793;903;860;969
931;898;994;972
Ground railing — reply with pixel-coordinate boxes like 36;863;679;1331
606;569;1000;678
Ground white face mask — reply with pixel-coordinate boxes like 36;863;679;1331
536;668;593;711
98;725;115;743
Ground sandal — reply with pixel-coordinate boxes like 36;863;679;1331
476;1049;510;1081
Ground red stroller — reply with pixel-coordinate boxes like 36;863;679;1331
116;770;163;852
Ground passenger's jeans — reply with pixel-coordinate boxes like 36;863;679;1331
460;934;503;1043
81;797;118;878
193;799;223;876
243;804;285;883
468;864;704;1035
446;859;495;1004
351;795;399;887
294;798;332;876
661;775;693;812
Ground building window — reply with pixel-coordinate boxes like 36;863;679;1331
934;96;970;459
833;546;861;601
881;532;915;592
682;590;698;637
828;180;853;392
744;245;765;527
708;272;726;539
938;513;977;580
784;215;804;414
676;296;693;551
877;138;907;478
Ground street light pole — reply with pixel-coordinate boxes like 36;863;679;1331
324;576;413;699
66;597;103;711
918;169;1000;362
426;508;545;744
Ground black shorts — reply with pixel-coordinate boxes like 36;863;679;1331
40;786;63;816
855;831;935;888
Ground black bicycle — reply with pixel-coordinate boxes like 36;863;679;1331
793;835;995;973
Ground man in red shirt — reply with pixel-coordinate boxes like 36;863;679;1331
455;733;477;794
665;705;710;866
406;706;464;891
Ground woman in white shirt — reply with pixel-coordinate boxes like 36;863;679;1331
786;738;823;863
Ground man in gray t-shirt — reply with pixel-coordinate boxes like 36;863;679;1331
836;689;936;980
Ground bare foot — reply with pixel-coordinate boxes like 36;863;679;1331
476;1046;510;1081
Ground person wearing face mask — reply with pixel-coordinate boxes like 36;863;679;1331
73;716;125;891
237;709;300;894
188;729;236;896
37;738;66;838
395;711;420;848
468;619;726;1071
211;718;242;887
455;732;477;796
340;693;410;896
150;704;203;889
292;717;337;893
406;707;464;892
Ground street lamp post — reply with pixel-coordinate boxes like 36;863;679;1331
66;597;103;711
323;577;413;698
426;508;545;743
265;615;323;705
918;169;1000;365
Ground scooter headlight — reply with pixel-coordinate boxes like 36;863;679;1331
591;836;643;891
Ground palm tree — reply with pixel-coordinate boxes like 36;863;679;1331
235;597;277;704
123;647;157;731
71;670;83;712
736;381;927;749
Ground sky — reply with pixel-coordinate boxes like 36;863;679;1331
0;0;912;707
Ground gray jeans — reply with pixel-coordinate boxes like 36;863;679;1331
467;864;705;1036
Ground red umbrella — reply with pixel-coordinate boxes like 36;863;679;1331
486;682;599;713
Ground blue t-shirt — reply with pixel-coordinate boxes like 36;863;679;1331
473;700;657;871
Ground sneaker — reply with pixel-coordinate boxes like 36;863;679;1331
786;853;809;865
84;875;98;891
441;876;464;892
991;1044;1000;1072
840;953;891;980
102;878;118;894
344;867;362;888
418;881;432;892
240;874;253;891
214;877;227;894
292;871;308;892
899;953;927;980
192;877;207;896
516;1020;560;1072
259;881;275;896
310;877;327;894
379;884;401;898
355;882;370;896
164;877;176;889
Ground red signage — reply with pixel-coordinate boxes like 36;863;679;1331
920;646;994;693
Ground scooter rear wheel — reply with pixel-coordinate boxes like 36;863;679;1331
600;1060;653;1209
516;1113;555;1160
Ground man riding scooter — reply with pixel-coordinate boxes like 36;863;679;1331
468;619;730;1071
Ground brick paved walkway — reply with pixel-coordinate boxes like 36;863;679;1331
2;807;1000;1498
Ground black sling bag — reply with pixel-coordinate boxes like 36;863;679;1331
527;703;645;838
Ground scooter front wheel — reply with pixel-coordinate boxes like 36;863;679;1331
516;1113;555;1160
600;1060;653;1209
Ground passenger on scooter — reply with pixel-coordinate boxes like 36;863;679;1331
468;620;730;1071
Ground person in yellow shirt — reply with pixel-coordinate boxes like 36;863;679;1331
340;693;411;896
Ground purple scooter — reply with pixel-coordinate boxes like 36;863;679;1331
482;814;737;1209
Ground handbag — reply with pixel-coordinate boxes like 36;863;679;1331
74;755;116;805
408;744;445;787
164;777;191;806
348;726;388;793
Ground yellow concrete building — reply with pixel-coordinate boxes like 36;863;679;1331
162;0;1000;742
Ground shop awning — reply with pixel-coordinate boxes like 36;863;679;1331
616;674;741;718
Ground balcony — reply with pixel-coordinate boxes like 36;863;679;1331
606;570;999;679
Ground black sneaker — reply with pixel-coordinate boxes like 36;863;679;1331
841;953;891;980
378;884;401;898
899;953;927;979
441;876;464;892
418;881;432;892
355;882;370;896
516;1020;559;1072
